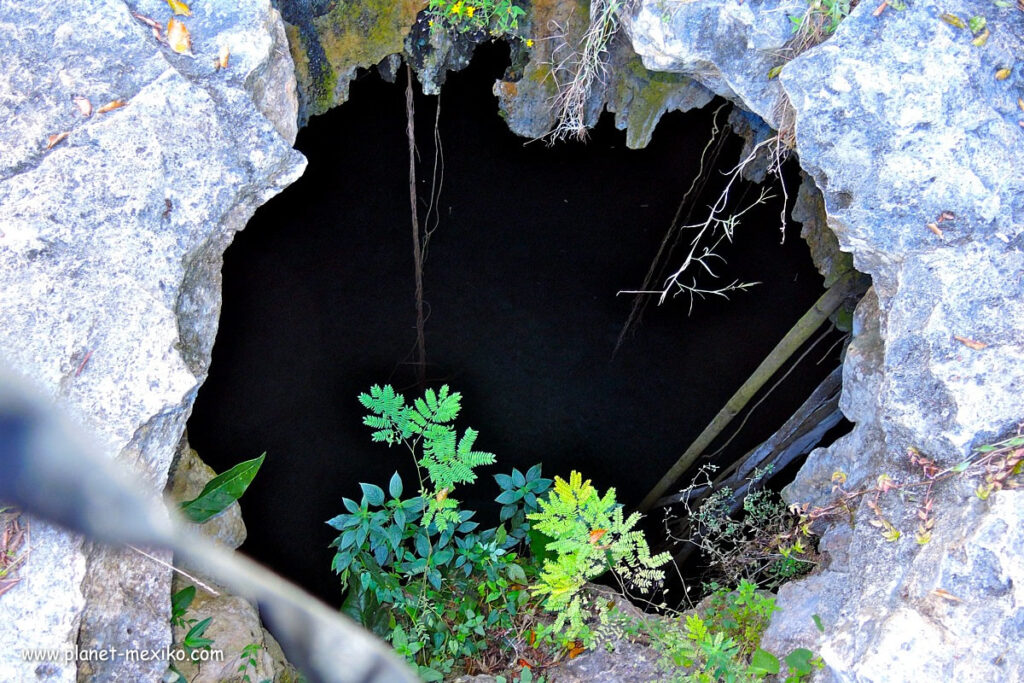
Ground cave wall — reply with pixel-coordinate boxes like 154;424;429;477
624;0;1024;680
0;0;304;680
2;0;1022;680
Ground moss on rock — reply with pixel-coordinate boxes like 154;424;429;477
284;0;424;122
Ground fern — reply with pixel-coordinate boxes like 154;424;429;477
528;471;670;644
360;385;495;531
359;384;414;445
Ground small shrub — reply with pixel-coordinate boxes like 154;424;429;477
528;471;670;645
614;583;821;682
686;467;817;589
332;384;671;677
331;385;556;679
426;0;526;37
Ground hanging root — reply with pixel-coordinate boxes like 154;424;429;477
547;0;628;142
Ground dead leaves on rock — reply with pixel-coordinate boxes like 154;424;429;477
214;44;230;71
96;99;126;114
132;12;164;41
925;211;955;239
132;5;197;59
166;0;191;16
45;131;69;150
167;17;194;56
0;509;28;599
954;335;988;350
73;95;92;117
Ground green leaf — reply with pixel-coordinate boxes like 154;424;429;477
418;667;444;682
512;468;526;487
341;584;390;637
749;648;780;675
812;614;825;632
171;586;195;620
388;472;403;499
361;482;385;507
951;460;972;473
180;453;265;523
785;648;815;676
495;490;518;505
183;617;213;652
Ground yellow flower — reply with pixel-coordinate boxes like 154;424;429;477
466;5;476;17
449;1;463;15
525;38;534;47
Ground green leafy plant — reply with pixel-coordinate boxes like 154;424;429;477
614;585;821;683
358;384;495;531
330;385;553;679
179;452;265;523
167;585;215;683
789;0;852;39
237;642;265;683
427;0;526;37
527;471;670;645
701;580;778;658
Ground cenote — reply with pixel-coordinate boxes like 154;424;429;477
187;42;848;607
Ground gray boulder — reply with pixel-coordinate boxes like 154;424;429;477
629;0;1024;680
0;0;304;680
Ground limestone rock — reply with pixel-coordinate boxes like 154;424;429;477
169;575;301;683
630;0;1024;680
626;0;807;129
493;2;715;146
277;0;422;122
0;0;305;680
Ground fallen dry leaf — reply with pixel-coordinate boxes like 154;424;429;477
96;99;126;114
995;68;1012;81
954;335;988;350
931;588;963;603
215;44;230;70
937;211;955;222
939;13;966;29
167;17;194;56
45;132;69;149
72;95;92;117
166;0;192;16
926;222;944;238
132;11;164;42
1018;98;1024;111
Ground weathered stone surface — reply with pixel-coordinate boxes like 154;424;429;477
791;173;854;288
630;0;1024;680
278;0;423;122
170;574;302;683
627;0;806;129
0;0;305;680
493;1;715;146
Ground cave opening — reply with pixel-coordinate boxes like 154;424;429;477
186;42;848;608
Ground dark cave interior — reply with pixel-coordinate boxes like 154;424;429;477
186;42;845;606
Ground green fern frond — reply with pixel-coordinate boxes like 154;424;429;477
529;471;668;643
411;385;461;427
358;385;413;445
